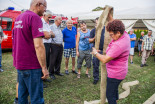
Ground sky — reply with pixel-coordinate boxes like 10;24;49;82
0;0;155;16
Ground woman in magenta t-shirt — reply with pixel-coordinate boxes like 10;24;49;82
92;19;130;104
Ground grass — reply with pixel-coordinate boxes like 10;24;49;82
0;50;155;104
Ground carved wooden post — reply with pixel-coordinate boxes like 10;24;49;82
95;5;113;104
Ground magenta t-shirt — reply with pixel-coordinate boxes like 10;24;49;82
106;31;130;80
12;10;44;70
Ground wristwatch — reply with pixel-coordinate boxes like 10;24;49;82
94;52;98;56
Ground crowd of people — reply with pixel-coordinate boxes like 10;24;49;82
0;0;154;104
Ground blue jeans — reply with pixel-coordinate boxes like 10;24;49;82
138;44;142;51
106;77;122;104
93;51;103;81
17;69;44;104
0;44;2;68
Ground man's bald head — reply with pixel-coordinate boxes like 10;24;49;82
29;0;47;16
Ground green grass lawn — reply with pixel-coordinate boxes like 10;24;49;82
0;51;155;104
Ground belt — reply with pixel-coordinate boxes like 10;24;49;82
52;43;62;47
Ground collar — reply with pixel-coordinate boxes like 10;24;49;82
41;18;48;24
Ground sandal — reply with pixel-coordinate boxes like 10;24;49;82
77;74;80;78
86;74;90;78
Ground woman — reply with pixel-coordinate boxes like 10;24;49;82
92;19;130;104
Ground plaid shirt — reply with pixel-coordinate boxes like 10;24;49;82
143;35;154;50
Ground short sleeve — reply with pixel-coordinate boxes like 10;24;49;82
134;34;136;38
106;44;122;58
31;15;44;38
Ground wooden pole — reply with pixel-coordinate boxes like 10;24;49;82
95;5;113;104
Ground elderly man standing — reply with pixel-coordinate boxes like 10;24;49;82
129;29;136;64
42;11;55;85
140;30;154;67
49;16;64;79
62;20;78;75
12;0;49;104
42;10;55;70
0;26;4;72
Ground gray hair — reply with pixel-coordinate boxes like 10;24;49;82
54;16;62;22
43;10;52;16
141;31;144;34
66;19;73;24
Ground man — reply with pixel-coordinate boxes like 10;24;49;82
0;26;4;72
12;0;49;104
49;16;64;79
140;30;154;67
41;10;55;85
89;17;105;84
42;10;55;70
138;32;145;56
129;29;136;64
76;21;91;78
62;20;78;75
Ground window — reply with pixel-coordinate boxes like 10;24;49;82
0;17;12;31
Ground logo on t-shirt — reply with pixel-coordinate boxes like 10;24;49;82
38;28;43;33
14;21;23;29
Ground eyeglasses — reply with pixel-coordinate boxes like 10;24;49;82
39;3;47;8
48;17;52;19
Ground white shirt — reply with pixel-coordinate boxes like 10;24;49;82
41;18;52;43
50;23;63;44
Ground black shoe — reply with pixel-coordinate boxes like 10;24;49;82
93;80;98;85
43;84;47;88
55;73;64;76
72;70;78;74
14;98;18;104
144;64;148;66
0;68;3;72
140;64;144;67
65;70;69;75
43;79;52;83
50;75;56;79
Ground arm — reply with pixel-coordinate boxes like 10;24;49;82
43;31;55;39
130;37;136;41
89;37;95;43
76;32;80;57
92;47;113;64
33;37;49;79
141;41;144;51
0;37;4;44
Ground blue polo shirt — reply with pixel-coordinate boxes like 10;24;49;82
62;26;77;49
129;33;136;48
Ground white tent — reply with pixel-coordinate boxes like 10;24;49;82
71;7;155;38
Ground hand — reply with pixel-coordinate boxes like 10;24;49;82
141;48;143;52
76;51;79;57
41;67;49;80
50;31;55;38
92;47;100;55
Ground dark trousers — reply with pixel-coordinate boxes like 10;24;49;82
49;44;63;75
44;43;51;69
106;77;122;104
93;51;103;81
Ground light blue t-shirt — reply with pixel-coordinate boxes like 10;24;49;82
129;33;136;48
79;30;90;51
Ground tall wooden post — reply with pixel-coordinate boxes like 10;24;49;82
95;5;113;104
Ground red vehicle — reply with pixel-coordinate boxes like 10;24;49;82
0;7;78;49
0;8;21;49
